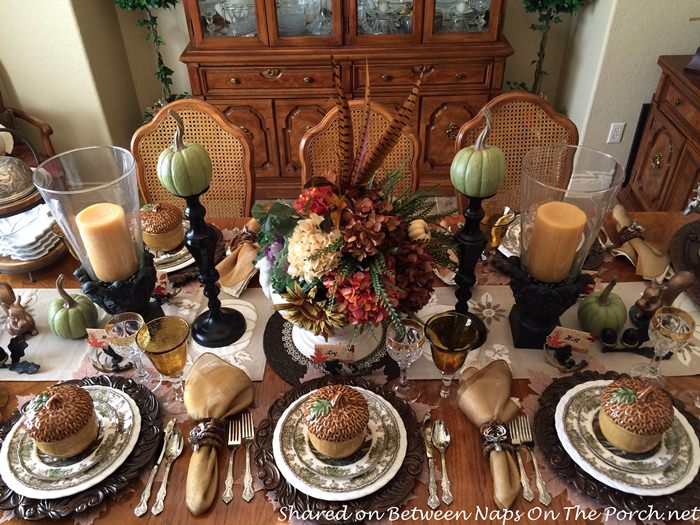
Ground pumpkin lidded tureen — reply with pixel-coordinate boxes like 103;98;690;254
140;202;184;252
304;384;369;459
599;378;674;453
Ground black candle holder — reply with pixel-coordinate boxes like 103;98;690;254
504;256;593;349
183;193;246;347
454;195;489;314
75;251;164;321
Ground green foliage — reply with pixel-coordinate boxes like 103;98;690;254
611;386;637;405
308;237;345;261
369;254;404;338
253;201;299;252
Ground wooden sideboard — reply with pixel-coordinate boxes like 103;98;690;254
179;0;512;199
620;55;700;211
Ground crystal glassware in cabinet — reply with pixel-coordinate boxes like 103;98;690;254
433;0;490;33
222;0;258;37
358;0;413;35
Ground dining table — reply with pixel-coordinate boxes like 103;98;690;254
1;210;699;525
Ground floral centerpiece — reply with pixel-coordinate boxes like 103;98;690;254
254;59;456;348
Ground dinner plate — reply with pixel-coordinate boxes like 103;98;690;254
273;387;406;500
0;205;55;248
555;380;700;496
0;233;61;260
0;386;141;499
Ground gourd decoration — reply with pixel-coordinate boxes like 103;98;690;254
408;219;431;241
449;107;506;198
157;110;212;197
48;274;98;339
577;277;626;336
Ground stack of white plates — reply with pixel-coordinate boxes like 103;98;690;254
0;204;61;261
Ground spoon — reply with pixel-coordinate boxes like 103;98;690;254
151;426;184;516
432;419;453;505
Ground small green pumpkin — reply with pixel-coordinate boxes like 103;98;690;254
48;274;98;339
449;107;506;198
156;110;213;197
578;278;627;336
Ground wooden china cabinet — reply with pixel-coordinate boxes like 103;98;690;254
180;0;512;198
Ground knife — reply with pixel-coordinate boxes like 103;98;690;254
423;412;439;510
134;418;176;517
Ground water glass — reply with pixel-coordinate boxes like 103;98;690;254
105;312;146;380
386;319;425;402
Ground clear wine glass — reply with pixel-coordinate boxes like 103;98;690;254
386;319;425;402
631;306;695;387
199;0;220;35
105;312;146;379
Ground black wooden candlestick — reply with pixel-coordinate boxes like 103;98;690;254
184;193;246;347
75;251;163;321
454;195;489;314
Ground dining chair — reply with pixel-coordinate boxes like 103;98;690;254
0;90;55;165
131;98;255;218
299;100;420;194
454;92;578;216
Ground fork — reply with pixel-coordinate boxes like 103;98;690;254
508;418;534;503
516;414;551;506
241;411;255;502
222;418;241;504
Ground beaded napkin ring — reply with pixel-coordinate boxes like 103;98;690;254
480;421;514;457
618;221;645;244
188;418;226;452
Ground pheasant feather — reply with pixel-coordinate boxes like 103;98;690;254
330;56;353;193
350;58;373;183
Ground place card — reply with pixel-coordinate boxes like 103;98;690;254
546;326;595;354
312;343;355;363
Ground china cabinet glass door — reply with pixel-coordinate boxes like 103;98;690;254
187;0;269;48
423;0;503;42
349;0;422;44
265;0;342;45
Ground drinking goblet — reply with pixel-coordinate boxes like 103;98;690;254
426;311;487;400
386;319;425;402
105;312;148;381
631;306;695;387
137;316;190;403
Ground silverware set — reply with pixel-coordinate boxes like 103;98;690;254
135;418;184;517
223;410;255;504
422;412;453;509
509;413;551;506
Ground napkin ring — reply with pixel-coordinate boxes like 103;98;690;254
188;418;226;452
619;221;645;244
480;421;513;457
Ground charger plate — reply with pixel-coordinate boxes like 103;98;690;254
536;371;700;516
255;376;423;525
0;376;161;521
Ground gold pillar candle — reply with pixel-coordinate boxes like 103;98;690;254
76;203;138;282
526;201;586;283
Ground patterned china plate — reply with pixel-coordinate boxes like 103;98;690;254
555;380;700;496
273;387;407;501
0;386;141;499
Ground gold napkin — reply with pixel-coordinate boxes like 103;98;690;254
456;359;521;509
184;353;254;515
216;242;259;297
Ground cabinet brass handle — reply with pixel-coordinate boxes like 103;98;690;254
455;72;465;81
303;76;313;84
382;74;392;81
446;122;459;140
674;98;682;106
239;125;252;140
650;152;663;170
262;68;281;79
230;77;241;85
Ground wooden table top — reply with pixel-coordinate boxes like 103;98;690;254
1;212;699;525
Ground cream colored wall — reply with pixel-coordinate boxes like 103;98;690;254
557;0;699;167
502;0;573;101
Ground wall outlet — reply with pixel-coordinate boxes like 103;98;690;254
607;122;625;144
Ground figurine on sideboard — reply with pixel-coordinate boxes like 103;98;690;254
0;282;37;337
630;271;695;327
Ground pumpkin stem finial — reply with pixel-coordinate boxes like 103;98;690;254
168;109;186;152
598;277;618;305
474;107;494;151
55;274;77;309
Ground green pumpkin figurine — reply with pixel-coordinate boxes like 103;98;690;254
577;277;627;337
449;107;506;198
156;110;213;197
48;274;98;339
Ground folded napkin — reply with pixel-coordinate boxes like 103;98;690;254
611;204;669;281
184;353;254;515
216;241;259;297
456;359;521;509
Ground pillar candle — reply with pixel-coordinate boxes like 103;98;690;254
76;203;138;282
526;201;586;283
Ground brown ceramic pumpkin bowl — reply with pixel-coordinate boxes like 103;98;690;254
304;384;369;459
140;203;184;252
599;378;674;453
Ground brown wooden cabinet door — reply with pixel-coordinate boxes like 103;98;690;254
628;109;685;211
274;97;336;179
422;0;504;43
418;94;488;178
263;0;343;46
214;100;278;179
662;143;700;211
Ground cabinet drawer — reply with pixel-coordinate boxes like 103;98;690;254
660;76;700;135
353;62;489;90
202;66;334;95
